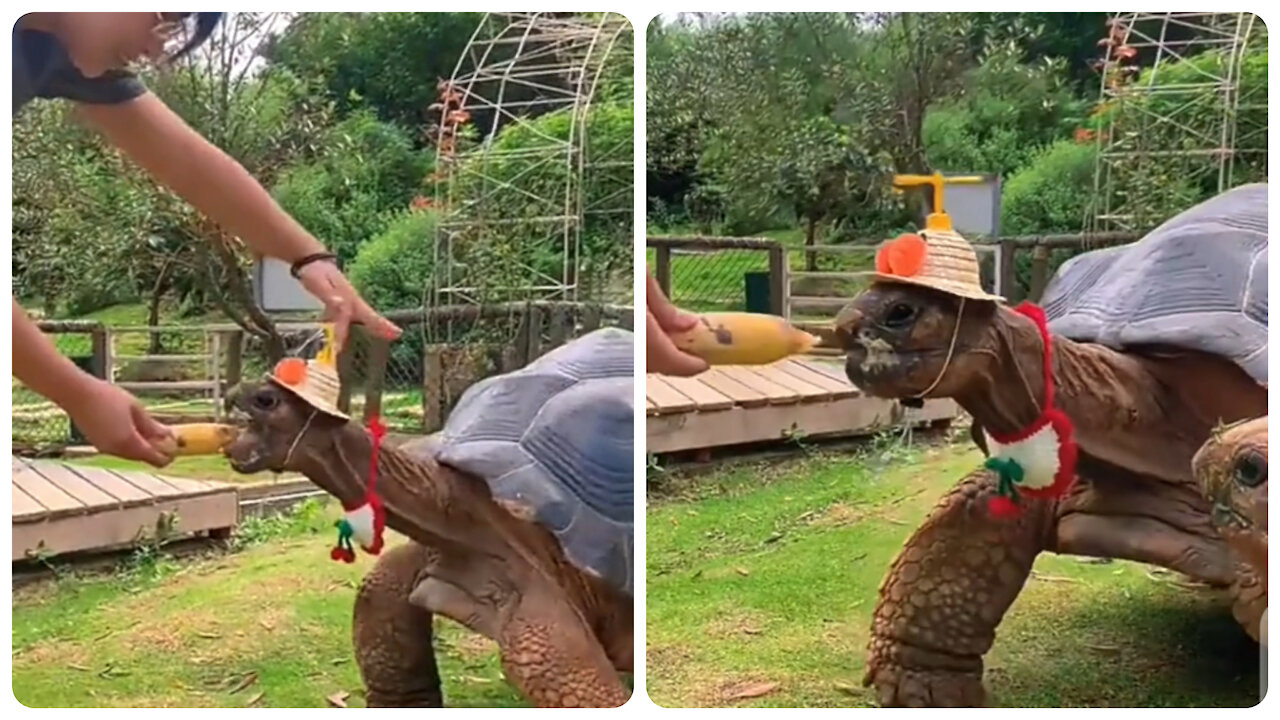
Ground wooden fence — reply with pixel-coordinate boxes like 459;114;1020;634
648;231;1144;321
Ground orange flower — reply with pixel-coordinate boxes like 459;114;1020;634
875;233;928;278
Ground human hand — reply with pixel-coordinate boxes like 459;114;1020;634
64;378;175;467
646;272;708;376
297;260;403;353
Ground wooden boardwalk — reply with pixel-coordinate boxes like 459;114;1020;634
646;357;958;454
11;458;239;562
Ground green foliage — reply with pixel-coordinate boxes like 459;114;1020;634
348;208;438;313
269;11;482;132
272;110;431;264
1001;139;1096;235
923;41;1086;177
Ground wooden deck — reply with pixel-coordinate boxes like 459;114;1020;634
11;458;239;562
646;357;958;454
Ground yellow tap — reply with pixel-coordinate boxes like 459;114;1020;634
892;172;985;232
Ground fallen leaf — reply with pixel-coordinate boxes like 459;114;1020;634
743;627;763;635
1030;571;1080;584
67;663;90;672
246;692;265;707
229;671;259;694
330;657;349;665
725;681;779;700
461;675;493;684
833;682;863;696
327;691;350;708
196;631;221;639
735;567;750;577
259;619;275;631
763;531;783;544
1084;643;1120;655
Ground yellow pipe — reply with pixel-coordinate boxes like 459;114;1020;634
891;172;986;233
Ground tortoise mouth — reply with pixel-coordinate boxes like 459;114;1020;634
1211;501;1255;532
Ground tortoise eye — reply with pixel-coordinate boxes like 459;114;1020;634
884;303;916;329
1232;451;1266;488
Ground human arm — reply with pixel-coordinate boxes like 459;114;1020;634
12;298;172;466
73;92;401;351
646;270;708;376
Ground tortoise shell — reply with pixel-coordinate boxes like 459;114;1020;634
1041;183;1267;385
430;327;634;596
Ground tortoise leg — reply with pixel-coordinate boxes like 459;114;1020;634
496;589;630;708
353;542;444;708
864;467;1055;707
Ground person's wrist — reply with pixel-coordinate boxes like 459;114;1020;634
50;370;103;416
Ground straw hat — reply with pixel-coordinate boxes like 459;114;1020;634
864;228;1005;302
266;327;350;420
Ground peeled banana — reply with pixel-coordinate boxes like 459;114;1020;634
154;423;239;457
668;312;818;365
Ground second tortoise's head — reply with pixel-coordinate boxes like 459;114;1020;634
1192;415;1268;536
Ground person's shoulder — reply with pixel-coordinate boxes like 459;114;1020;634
19;28;147;105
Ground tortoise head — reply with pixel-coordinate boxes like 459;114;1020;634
833;282;1000;400
222;379;346;475
1192;416;1268;535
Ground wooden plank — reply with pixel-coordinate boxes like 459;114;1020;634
645;375;697;414
716;366;800;404
12;490;239;562
29;463;118;507
660;375;734;412
744;363;829;401
800;358;853;385
158;474;215;493
70;466;152;504
108;470;187;499
777;359;858;398
12;467;84;516
695;369;770;408
647;397;958;454
12;484;44;519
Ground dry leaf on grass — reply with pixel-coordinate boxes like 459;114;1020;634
196;631;221;639
724;681;779;700
327;691;350;708
246;692;265;707
735;568;750;577
229;671;259;694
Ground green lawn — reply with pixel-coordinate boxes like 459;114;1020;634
645;442;1261;708
11;500;528;708
68;454;292;486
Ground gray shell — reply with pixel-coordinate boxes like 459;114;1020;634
431;327;634;596
1041;183;1267;385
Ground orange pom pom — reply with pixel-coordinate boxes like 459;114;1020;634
274;357;307;386
877;233;928;278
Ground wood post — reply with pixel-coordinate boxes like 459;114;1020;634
1029;244;1051;302
362;337;390;423
548;304;571;350
655;244;672;295
224;330;244;391
423;346;444;432
998;238;1017;302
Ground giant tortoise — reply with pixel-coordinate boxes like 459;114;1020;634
834;183;1267;706
223;327;634;708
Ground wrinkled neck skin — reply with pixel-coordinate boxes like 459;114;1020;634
957;307;1195;483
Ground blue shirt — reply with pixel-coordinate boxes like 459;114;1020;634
12;27;146;116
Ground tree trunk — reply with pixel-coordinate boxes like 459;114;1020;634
147;257;175;354
804;216;819;272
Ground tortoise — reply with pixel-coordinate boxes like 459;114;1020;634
833;183;1268;706
1192;415;1267;645
223;327;634;707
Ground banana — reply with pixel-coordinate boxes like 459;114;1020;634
154;423;239;457
668;312;818;365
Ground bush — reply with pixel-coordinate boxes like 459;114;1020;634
1000;140;1097;236
272;110;430;265
349;208;438;313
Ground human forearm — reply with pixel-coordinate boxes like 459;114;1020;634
11;298;96;410
78;94;326;263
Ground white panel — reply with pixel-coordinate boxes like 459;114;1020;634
254;258;324;312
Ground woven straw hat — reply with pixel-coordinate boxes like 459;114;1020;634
267;355;349;421
865;228;1005;302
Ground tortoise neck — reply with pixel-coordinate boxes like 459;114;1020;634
954;307;1052;436
293;422;379;510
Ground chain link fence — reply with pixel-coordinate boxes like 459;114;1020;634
646;236;786;314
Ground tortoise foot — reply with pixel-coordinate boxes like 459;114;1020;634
863;643;986;708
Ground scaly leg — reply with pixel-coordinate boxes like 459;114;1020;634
496;589;630;708
353;542;444;708
864;468;1055;707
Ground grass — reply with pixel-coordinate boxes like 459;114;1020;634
11;499;529;708
645;440;1262;708
67;454;291;486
